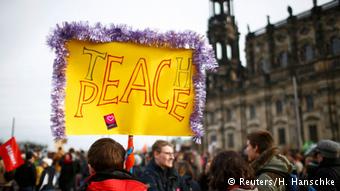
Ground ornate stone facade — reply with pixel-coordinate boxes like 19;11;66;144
204;0;340;152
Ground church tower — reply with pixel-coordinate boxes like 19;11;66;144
207;0;243;93
204;0;244;151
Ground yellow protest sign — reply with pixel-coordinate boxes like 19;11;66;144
48;23;218;141
65;40;195;136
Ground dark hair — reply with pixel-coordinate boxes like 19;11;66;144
69;148;75;153
151;140;173;155
209;151;254;191
87;138;126;172
25;151;34;160
183;151;195;163
247;130;274;153
176;160;195;179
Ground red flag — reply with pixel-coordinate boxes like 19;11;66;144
124;135;134;173
0;137;24;172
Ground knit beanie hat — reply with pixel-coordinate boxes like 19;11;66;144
316;139;340;159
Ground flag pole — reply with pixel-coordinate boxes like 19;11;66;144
11;117;15;137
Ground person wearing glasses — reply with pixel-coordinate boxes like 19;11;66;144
140;140;181;191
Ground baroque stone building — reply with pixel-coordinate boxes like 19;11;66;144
204;0;340;152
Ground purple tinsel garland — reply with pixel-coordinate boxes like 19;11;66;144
47;22;217;143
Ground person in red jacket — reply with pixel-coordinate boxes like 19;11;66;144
81;138;147;191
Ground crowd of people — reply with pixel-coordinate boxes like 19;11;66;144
0;130;340;191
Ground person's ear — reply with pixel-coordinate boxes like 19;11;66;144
154;151;161;161
255;145;260;154
88;164;96;175
154;151;159;157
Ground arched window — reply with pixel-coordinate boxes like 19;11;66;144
305;44;314;62
276;100;283;115
223;1;230;15
278;51;288;68
226;44;232;60
214;2;221;15
227;133;234;148
309;125;318;142
331;37;340;55
210;134;217;142
226;108;232;122
278;128;286;145
260;59;270;74
306;95;314;112
216;42;223;60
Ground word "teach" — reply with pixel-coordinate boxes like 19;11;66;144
73;47;193;122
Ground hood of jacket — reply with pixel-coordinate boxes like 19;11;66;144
84;169;147;191
251;147;293;175
87;179;147;191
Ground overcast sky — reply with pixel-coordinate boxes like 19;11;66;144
0;0;333;151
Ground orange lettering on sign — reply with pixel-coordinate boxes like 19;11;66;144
74;80;99;118
97;55;123;106
120;58;152;106
73;47;192;122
